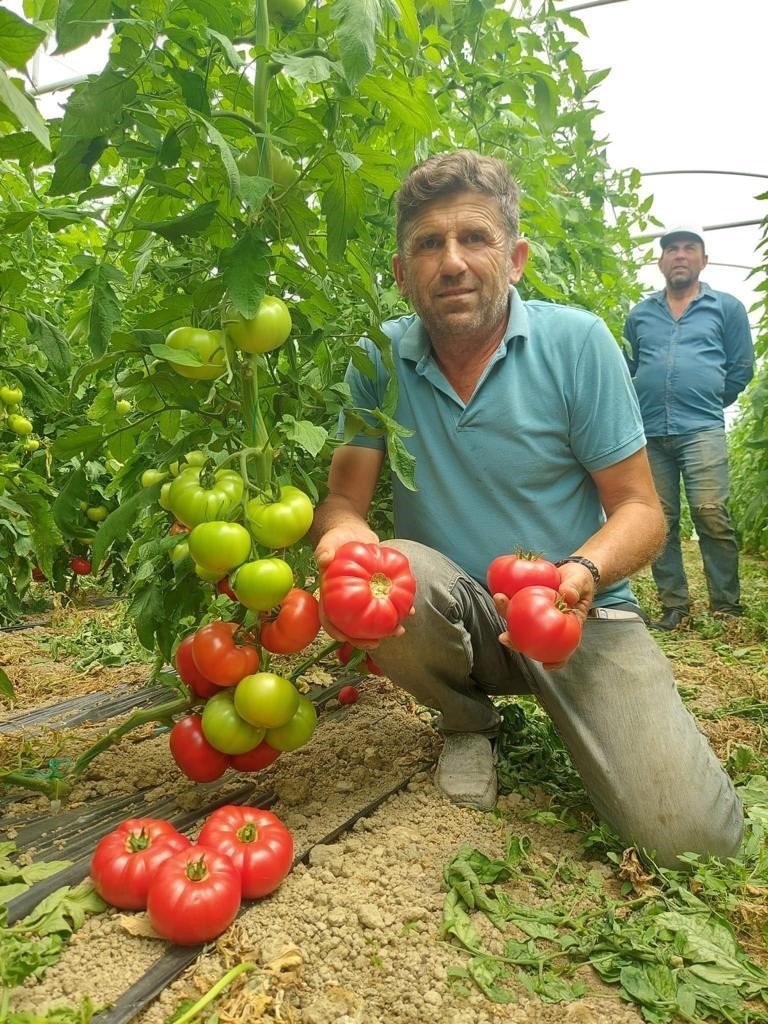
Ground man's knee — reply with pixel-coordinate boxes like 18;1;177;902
691;501;736;542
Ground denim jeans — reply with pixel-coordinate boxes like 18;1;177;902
373;540;743;868
646;429;742;612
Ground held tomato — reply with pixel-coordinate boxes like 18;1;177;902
70;556;92;575
486;552;560;598
233;558;293;612
265;694;317;751
188;521;252;574
319;543;416;641
246;485;313;549
337;642;383;676
224;296;292;354
165;327;226;380
175;635;221;699
198;806;293;900
167;467;244;528
231;740;281;772
146;846;241;944
234;672;299;729
201;690;266;754
90;818;190;910
505;586;582;664
260;589;320;655
192;622;259;686
169;715;231;782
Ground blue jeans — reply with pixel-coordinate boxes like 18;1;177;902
646;429;742;612
373;540;743;868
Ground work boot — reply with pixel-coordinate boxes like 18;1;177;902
712;606;745;620
434;733;497;812
650;608;689;631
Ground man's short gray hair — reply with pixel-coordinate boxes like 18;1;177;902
395;150;520;252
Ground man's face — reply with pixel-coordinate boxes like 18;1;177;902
658;236;708;291
392;191;528;341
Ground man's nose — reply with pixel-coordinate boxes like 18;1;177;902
439;238;468;274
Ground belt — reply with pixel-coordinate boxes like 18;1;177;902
587;608;643;621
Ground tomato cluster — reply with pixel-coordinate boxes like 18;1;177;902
90;807;293;944
486;552;582;664
0;382;35;439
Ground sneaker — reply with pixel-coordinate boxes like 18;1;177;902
434;733;497;812
650;608;689;631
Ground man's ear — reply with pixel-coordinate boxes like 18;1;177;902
392;253;408;296
508;239;529;285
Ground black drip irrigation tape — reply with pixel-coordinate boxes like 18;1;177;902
90;765;430;1024
0;678;178;736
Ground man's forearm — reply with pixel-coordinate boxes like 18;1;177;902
573;499;666;590
310;495;376;546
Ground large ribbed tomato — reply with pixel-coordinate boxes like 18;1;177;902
90;819;190;910
319;543;416;641
146;846;241;944
505;586;582;664
197;806;293;899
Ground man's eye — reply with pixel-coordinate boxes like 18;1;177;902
419;238;440;250
465;233;486;244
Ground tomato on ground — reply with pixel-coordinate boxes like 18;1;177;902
90;818;190;910
70;556;92;575
169;715;231;782
337;642;383;676
146;846;241;944
505;586;582;664
197;806;294;899
338;685;360;705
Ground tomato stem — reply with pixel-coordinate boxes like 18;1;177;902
369;572;393;600
288;639;342;683
171;962;258;1024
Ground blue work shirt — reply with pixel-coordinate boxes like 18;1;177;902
340;288;646;607
623;283;754;436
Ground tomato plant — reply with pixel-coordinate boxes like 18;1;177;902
486;552;560;598
201;690;266;754
265;694;317;751
245;485;313;549
90;818;190;910
169;715;231;782
175;635;221;699
233;672;300;729
259;589;320;655
188;521;252;574
197;806;293;899
166;467;244;529
337;643;382;676
505;586;582;664
146;846;241;944
230;741;281;773
192;622;259;687
320;543;416;641
142;468;168;487
224;296;292;354
267;0;306;24
164;327;226;380
233;558;293;612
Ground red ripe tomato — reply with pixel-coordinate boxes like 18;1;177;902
505;586;582;664
169;715;231;783
197;806;293;899
319;543;416;641
192;621;259;687
31;566;46;582
90;818;190;910
338;685;359;705
260;589;320;655
486;552;560;598
174;635;221;699
70;556;92;575
169;521;189;535
146;846;241;944
231;740;281;773
337;642;382;676
216;577;238;601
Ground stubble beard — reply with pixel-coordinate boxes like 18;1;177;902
413;285;510;342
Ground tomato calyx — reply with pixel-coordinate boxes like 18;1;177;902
126;830;153;853
369;572;393;599
236;823;259;844
185;855;211;882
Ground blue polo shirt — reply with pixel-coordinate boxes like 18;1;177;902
624;283;754;436
340;288;646;607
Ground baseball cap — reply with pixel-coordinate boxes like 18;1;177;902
659;225;705;250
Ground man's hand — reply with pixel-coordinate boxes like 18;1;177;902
492;561;594;671
313;524;380;571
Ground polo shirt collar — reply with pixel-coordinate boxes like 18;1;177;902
399;286;529;365
652;280;714;306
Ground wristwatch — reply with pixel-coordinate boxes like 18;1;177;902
555;556;601;589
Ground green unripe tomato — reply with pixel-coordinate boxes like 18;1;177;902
246;485;313;549
142;469;168;487
159;482;173;510
188;521;252;574
7;414;33;435
169;540;189;564
233;557;293;612
234;672;299;729
24;438;41;452
0;386;23;405
267;0;306;24
115;399;132;416
165;327;226;380
237;143;299;188
224;296;292;355
195;563;224;583
201;691;265;755
265;694;317;751
86;505;109;522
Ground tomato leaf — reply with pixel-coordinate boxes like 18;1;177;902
221;230;270;320
55;0;111;53
331;0;381;86
0;70;50;150
51;425;104;460
26;314;73;378
14;494;64;579
0;8;45;70
90;480;164;571
135;201;219;243
0;668;15;703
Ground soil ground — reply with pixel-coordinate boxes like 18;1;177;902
1;541;766;1024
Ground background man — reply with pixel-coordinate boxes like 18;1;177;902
312;153;743;867
624;227;754;630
